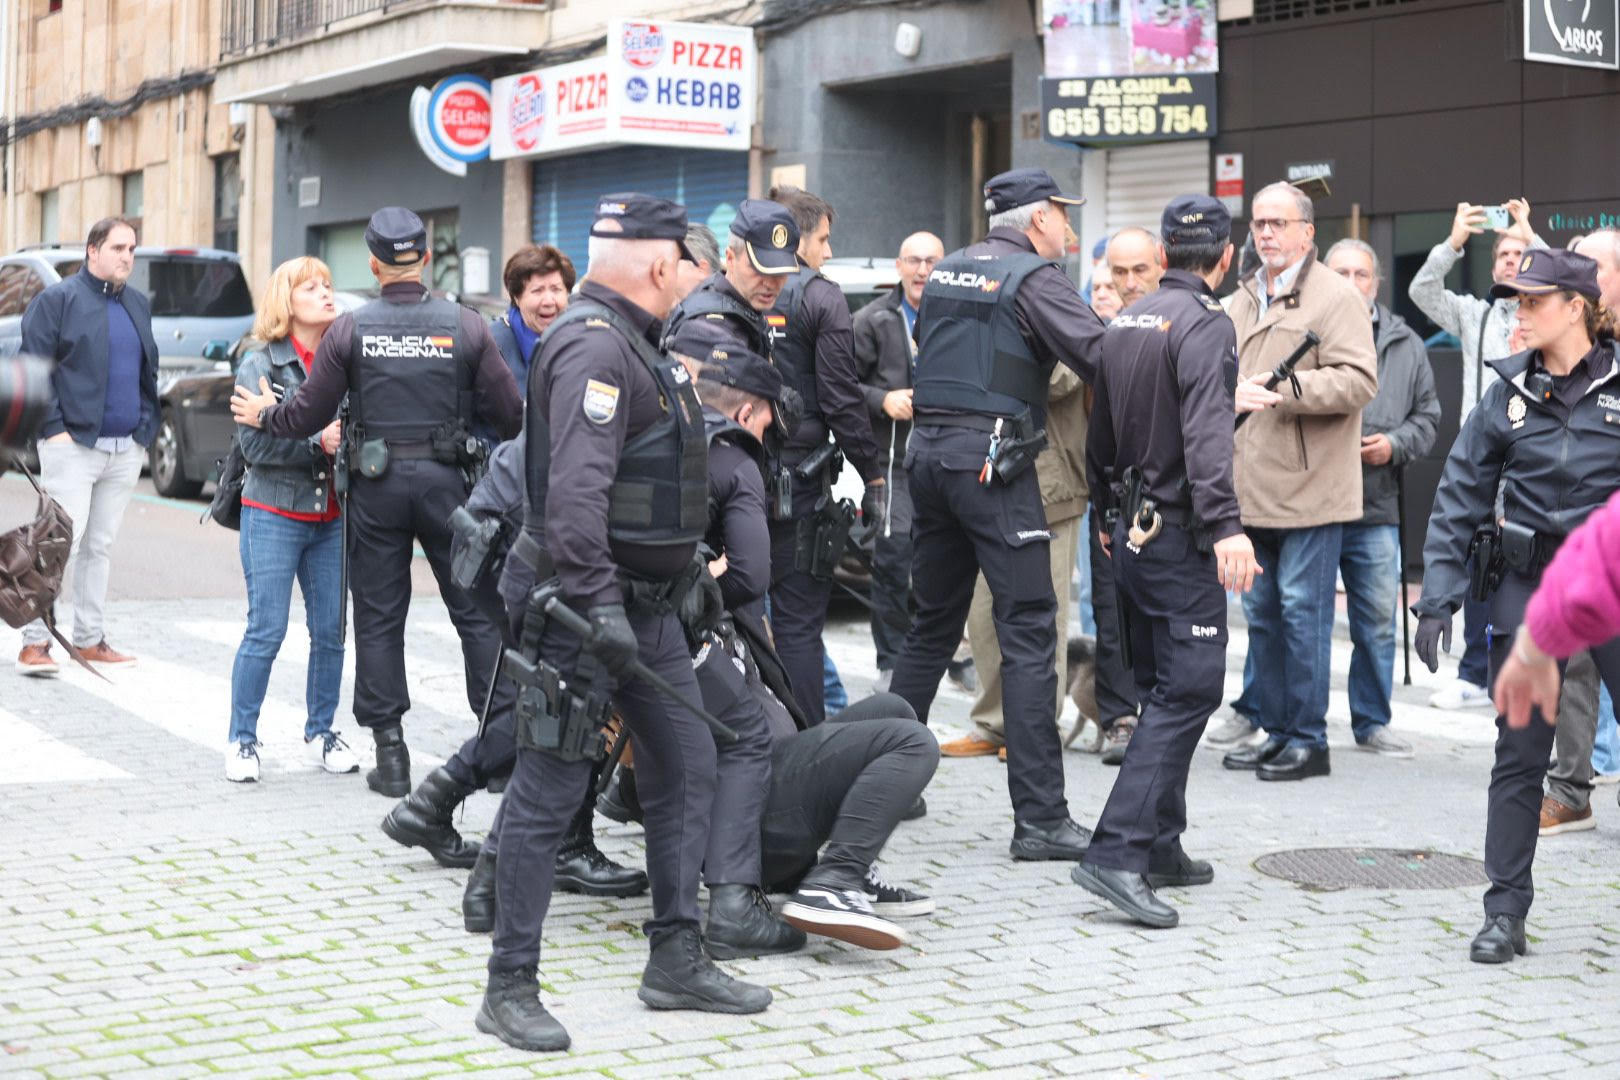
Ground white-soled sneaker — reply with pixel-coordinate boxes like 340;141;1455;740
1355;727;1415;758
1205;712;1263;749
225;741;261;783
782;883;907;950
306;731;359;774
863;863;934;917
1428;679;1493;711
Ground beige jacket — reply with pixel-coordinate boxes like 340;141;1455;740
1036;364;1088;526
1228;249;1378;529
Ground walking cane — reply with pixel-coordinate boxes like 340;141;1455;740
1397;465;1412;686
884;420;897;538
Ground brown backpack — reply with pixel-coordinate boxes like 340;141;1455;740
0;462;105;677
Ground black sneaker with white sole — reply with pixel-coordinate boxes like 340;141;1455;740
862;863;934;917
781;883;907;950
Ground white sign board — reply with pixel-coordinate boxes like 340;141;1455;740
490;19;755;160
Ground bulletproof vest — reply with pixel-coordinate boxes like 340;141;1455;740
665;276;770;357
912;251;1053;421
702;408;763;554
766;265;822;419
523;301;708;548
349;294;469;442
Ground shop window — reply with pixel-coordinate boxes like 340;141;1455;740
213;154;241;253
39;189;58;245
121;171;144;231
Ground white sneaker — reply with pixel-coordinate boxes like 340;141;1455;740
1205;712;1262;749
306;731;359;774
225;741;260;783
1428;679;1493;711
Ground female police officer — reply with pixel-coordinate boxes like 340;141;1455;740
1412;248;1620;964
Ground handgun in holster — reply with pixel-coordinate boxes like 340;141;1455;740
1177;478;1215;555
501;578;611;762
990;416;1047;484
448;505;508;593
1467;525;1505;603
796;495;857;581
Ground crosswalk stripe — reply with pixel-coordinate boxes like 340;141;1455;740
0;704;132;784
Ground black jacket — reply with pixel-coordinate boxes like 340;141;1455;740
852;285;913;470
703;408;772;620
24;265;160;447
1417;342;1620;618
1359;306;1440;526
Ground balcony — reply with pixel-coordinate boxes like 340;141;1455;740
215;0;550;105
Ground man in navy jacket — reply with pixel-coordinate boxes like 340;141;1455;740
16;216;158;676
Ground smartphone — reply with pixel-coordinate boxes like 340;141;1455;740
1483;206;1511;230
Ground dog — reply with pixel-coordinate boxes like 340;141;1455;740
1063;634;1103;752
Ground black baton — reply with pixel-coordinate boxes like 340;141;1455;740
1234;331;1322;430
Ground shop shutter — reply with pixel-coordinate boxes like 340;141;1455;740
1104;140;1211;235
531;146;748;272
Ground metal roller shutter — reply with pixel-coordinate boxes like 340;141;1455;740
1104;140;1211;235
530;146;748;272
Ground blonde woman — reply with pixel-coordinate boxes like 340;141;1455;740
226;257;354;782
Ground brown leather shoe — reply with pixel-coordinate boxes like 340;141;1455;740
16;643;58;678
79;640;137;666
998;745;1007;763
940;733;1002;758
1538;796;1594;836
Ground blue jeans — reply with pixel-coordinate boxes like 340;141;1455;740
824;652;849;714
1075;507;1096;636
1340;523;1398;740
1242;525;1343;750
1596;683;1620;775
229;506;346;745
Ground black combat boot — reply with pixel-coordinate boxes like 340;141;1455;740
596;767;643;824
366;724;411;798
704;884;807;959
555;801;648;897
463;848;496;934
638;925;772;1014
381;767;480;868
475;965;569;1052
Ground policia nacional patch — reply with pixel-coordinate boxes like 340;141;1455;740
583;379;621;424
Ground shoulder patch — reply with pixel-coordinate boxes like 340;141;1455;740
583;379;621;424
1203;298;1224;312
584;317;611;330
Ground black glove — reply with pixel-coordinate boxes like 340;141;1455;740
679;568;725;639
862;481;887;534
1414;614;1452;674
585;603;638;678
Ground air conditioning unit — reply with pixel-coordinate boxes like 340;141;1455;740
298;176;321;208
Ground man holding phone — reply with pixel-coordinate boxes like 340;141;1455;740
1407;197;1547;713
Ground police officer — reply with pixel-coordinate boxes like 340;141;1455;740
477;193;769;1053
887;167;1103;859
665;199;800;357
231;207;522;797
765;186;886;723
1413;248;1620;964
1069;196;1262;929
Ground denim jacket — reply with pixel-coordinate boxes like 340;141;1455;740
235;339;338;516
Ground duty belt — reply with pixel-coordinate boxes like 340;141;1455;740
915;413;1004;434
383;439;439;461
511;530;695;614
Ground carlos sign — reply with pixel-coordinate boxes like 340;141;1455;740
1525;0;1619;70
490;19;755;159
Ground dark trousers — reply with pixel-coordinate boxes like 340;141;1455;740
869;472;914;671
345;460;505;731
1084;524;1227;873
1482;570;1620;919
889;426;1068;825
1089;518;1140;727
693;634;776;885
769;475;835;724
489;603;716;973
1460;585;1491;689
762;694;938;892
442;573;519;790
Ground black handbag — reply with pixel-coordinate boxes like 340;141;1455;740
203;437;247;530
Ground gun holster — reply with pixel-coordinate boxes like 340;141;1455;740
503;579;611;763
991;426;1047;484
620;557;702;616
795;495;856;581
1467;525;1505;602
765;462;794;520
448;506;507;593
355;438;389;479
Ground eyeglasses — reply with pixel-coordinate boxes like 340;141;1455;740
899;255;940;270
1250;219;1303;235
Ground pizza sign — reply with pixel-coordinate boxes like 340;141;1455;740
622;22;666;69
410;74;492;176
508;73;546;153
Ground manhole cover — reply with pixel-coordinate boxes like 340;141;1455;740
1254;847;1488;890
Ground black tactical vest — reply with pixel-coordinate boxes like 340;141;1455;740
665;275;770;357
524;301;708;549
349;294;468;442
702;407;764;554
913;251;1052;421
766;265;822;420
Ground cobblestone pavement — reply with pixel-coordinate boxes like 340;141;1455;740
3;597;1618;1079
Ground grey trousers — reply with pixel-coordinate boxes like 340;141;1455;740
1547;650;1602;812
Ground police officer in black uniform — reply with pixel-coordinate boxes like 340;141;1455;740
476;193;770;1053
1070;196;1262;929
664;199;800;357
1412;248;1620;964
887;167;1103;859
231;207;522;797
765;186;886;724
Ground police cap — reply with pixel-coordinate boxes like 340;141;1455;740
364;207;428;265
666;317;740;361
700;345;785;404
729;199;800;276
983;167;1086;215
1489;248;1601;304
590;192;697;263
1161;195;1231;246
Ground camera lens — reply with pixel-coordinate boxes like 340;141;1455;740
1;355;53;452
